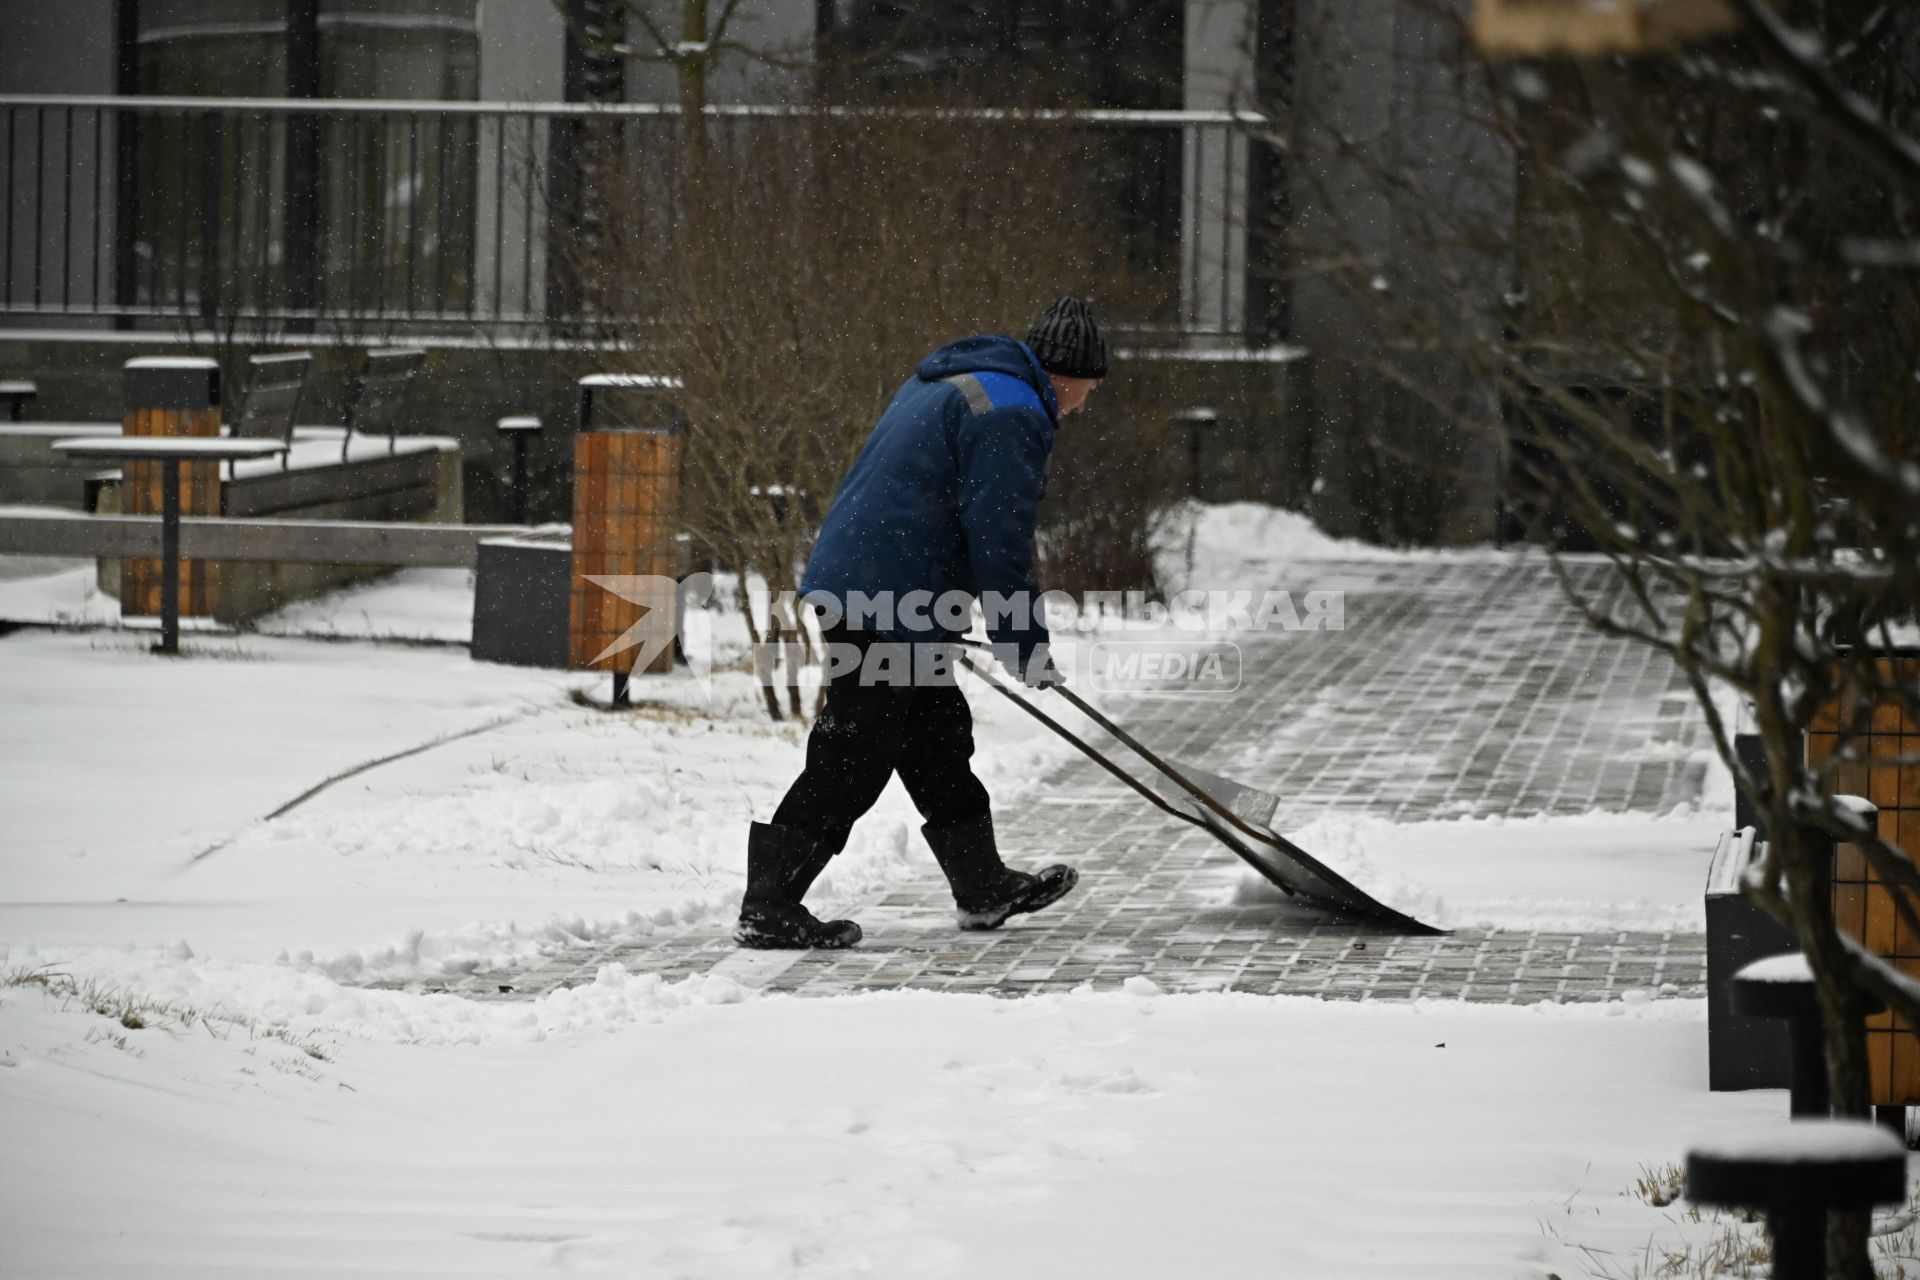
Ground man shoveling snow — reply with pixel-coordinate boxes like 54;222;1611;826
736;297;1108;949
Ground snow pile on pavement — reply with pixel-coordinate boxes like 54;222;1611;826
1157;498;1502;590
1237;808;1723;933
1179;499;1415;562
5;948;752;1045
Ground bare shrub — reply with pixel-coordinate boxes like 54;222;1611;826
1258;6;1920;1270
1039;357;1189;598
557;100;1183;707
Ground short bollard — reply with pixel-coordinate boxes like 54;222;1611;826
1176;406;1219;501
0;378;36;420
1733;953;1882;1117
495;415;542;525
1688;1119;1906;1279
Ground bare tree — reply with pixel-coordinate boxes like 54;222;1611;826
549;0;920;154
1256;2;1920;1270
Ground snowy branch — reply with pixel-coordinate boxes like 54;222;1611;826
1727;0;1920;184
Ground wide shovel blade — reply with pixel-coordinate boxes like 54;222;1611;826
955;642;1444;935
1146;763;1445;935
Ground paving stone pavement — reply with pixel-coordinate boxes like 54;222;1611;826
386;557;1713;1006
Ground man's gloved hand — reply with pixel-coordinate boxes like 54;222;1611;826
1019;645;1069;690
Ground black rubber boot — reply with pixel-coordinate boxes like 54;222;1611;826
734;822;862;950
923;814;1078;931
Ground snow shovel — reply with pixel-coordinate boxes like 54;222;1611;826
954;641;1445;935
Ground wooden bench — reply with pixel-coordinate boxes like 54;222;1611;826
227;352;312;475
340;348;426;462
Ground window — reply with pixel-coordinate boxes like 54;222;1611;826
134;0;478;100
319;0;479;101
823;0;1185;110
136;0;287;97
125;0;480;322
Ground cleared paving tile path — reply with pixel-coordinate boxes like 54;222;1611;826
397;558;1712;1005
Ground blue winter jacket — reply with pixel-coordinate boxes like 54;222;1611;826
800;335;1058;657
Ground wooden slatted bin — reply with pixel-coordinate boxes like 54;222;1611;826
1808;652;1920;1106
120;358;221;620
568;426;682;676
1471;0;1735;56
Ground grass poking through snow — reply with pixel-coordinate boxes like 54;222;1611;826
1562;1163;1920;1278
3;965;340;1075
3;965;234;1034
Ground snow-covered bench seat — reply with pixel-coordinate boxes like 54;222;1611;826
84;425;463;625
0;422;122;507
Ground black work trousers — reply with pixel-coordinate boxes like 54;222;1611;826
770;625;991;855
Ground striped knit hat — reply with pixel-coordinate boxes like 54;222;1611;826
1025;296;1109;380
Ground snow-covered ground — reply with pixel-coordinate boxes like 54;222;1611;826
0;549;478;640
5;980;1779;1279
0;616;1064;977
0;504;1880;1277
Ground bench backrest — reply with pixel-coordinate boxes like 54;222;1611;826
232;353;311;463
342;348;426;458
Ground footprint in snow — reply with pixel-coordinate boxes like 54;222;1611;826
1049;1067;1158;1097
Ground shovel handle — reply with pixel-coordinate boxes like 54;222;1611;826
958;638;1316;863
958;651;1195;827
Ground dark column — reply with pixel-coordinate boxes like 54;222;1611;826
285;0;320;319
1246;0;1294;347
197;111;221;321
112;0;139;327
1734;733;1770;836
1766;1206;1823;1280
550;0;626;320
157;458;181;654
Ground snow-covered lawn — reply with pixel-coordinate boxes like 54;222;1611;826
5;979;1776;1279
0;618;1064;976
0;506;1880;1277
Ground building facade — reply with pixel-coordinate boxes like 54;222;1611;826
0;0;1507;538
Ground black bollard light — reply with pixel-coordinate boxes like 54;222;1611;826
1176;407;1218;501
495;414;542;525
1688;1119;1905;1280
1731;954;1868;1118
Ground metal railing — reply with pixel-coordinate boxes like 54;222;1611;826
0;95;1271;347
